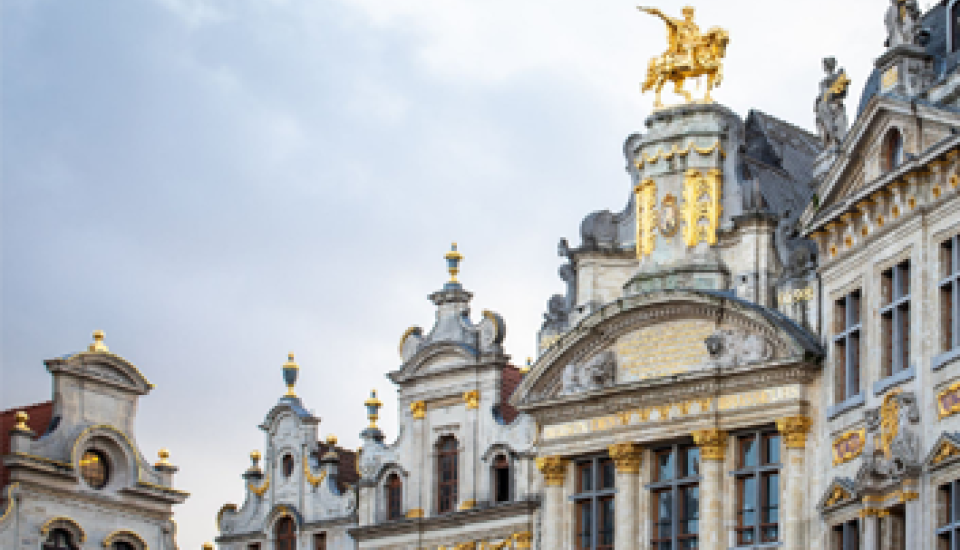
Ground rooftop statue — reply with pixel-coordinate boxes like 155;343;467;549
638;5;730;108
885;0;923;48
815;57;850;151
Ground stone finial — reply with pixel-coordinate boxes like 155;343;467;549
88;330;109;353
282;352;299;398
608;442;643;473
776;416;813;449
692;429;729;461
12;411;31;433
410;400;426;420
156;448;173;467
444;242;464;286
536;456;568;486
250;450;261;468
364;390;382;429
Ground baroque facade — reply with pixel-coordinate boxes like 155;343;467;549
217;2;960;550
0;331;189;550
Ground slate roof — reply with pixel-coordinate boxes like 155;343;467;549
0;401;55;494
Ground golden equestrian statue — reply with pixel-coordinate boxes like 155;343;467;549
638;6;730;108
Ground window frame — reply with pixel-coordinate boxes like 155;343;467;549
436;436;459;515
647;443;701;549
942;236;960;353
882;128;904;173
572;455;616;550
313;532;327;550
42;529;77;550
937;479;960;549
833;289;863;402
880;261;911;378
832;518;860;550
274;516;297;550
732;430;782;546
386;473;404;521
492;454;512;503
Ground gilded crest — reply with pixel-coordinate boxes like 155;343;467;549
660;194;679;237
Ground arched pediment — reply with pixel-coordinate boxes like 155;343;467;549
512;290;821;407
389;342;479;383
260;397;319;431
45;351;154;395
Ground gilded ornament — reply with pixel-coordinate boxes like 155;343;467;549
681;169;722;247
660;194;679;238
216;503;237;532
459;499;477;510
406;508;424;518
445;242;464;284
938;381;960;419
638;6;730;108
248;476;270;497
463;390;480;410
88;329;109;353
832;429;866;465
825;486;850;508
304;455;327;488
933;441;960;465
608;442;643;473
692;428;728;460
364;390;383;429
536;456;568;486
776;416;813;449
103;530;148;549
634;178;658;258
879;390;901;458
155;448;172;468
12;411;30;433
282;352;299;398
410;400;427;420
40;517;86;543
513;532;533;549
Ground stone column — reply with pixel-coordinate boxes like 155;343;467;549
776;416;813;550
692;429;728;550
537;456;568;550
903;487;920;550
861;512;880;550
609;443;643;550
460;390;480;510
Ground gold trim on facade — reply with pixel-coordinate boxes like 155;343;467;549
938;381;960;419
40;516;87;544
608;443;643;473
776;416;813;449
691;429;728;460
832;428;866;465
536;456;568;486
824;486;850;508
248;476;270;497
634;178;657;258
410;400;426;419
406;508;424;518
459;499;477;511
463;390;480;410
304;456;327;488
932;441;960;465
682;169;722;247
102;530;149;550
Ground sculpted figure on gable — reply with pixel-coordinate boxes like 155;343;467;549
705;329;775;367
857;390;922;491
560;351;617;395
885;0;926;48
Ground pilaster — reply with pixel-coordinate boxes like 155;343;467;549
537;456;568;550
692;429;727;550
776;416;812;550
609;443;643;550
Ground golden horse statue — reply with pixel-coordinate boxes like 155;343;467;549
638;6;730;108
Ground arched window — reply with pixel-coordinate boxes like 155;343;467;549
386;473;403;520
275;516;297;550
493;454;511;503
882;128;903;172
42;529;76;550
437;436;459;514
113;543;135;550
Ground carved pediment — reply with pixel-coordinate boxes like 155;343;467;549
512;290;821;406
818;477;859;513
925;432;960;470
45;352;154;395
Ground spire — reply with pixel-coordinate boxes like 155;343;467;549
444;242;464;289
282;352;299;398
88;330;109;353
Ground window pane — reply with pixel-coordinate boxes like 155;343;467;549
940;483;954;527
765;435;781;465
682;447;700;478
681;485;699;535
577;501;593;550
739;477;757;527
578;462;593;492
600;497;615;546
601;458;616;489
740;436;758;468
764;473;780;523
658;450;675;482
899;262;910;297
655;490;673;537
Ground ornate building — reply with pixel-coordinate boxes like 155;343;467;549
217;2;960;549
0;331;188;550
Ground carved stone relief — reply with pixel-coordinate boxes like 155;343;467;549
560;351;617;396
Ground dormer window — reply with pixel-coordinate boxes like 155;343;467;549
882;128;904;172
493;454;511;503
386;473;403;520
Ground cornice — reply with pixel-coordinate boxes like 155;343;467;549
348;499;539;541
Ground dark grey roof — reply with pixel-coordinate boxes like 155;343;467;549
858;2;950;116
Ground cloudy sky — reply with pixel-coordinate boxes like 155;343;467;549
2;0;893;546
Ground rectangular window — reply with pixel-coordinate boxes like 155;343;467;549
734;431;782;546
649;443;701;550
574;456;616;550
248;545;261;550
834;290;862;402
313;533;326;550
942;237;960;353
832;519;859;550
881;261;910;378
938;480;960;550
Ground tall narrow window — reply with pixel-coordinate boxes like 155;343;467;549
493;454;511;503
43;530;76;550
881;261;911;378
832;519;859;550
649;444;700;549
734;431;782;545
275;517;296;550
437;436;459;514
833;289;862;402
938;480;960;549
882;128;903;172
942;237;960;353
313;533;327;550
573;456;615;550
386;473;403;520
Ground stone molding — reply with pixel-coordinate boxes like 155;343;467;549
607;443;643;473
692;429;728;461
776;416;813;448
535;457;568;486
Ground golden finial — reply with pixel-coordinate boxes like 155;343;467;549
202;543;214;550
444;242;464;284
364;390;383;429
326;434;338;446
250;450;262;465
520;357;532;375
88;330;109;353
282;352;299;398
13;411;30;432
156;448;172;467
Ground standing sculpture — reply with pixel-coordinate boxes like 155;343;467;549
815;57;850;150
885;0;923;48
638;6;730;108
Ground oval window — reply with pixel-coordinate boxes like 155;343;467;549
80;449;110;489
282;454;295;478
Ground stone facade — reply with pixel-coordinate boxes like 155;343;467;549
0;331;188;550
